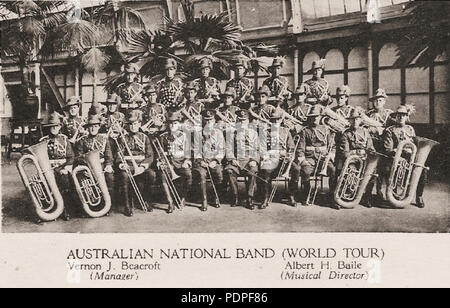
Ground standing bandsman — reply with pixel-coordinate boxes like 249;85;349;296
160;112;193;210
193;110;225;211
62;96;86;144
141;84;167;136
75;114;115;205
296;105;336;206
338;109;376;208
263;57;292;108
249;85;277;126
156;58;185;111
226;59;254;109
225;110;260;210
41;112;74;221
381;106;426;208
260;110;298;208
193;57;221;107
116;63;143;111
332;86;354;119
114;110;156;217
288;84;311;133
181;81;204;128
304;59;333;106
101;95;125;136
216;87;240;129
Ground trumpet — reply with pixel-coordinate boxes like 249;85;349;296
141;114;166;133
17;141;65;222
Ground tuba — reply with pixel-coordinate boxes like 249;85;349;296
321;106;350;133
72;150;112;218
334;152;380;209
17;141;65;221
387;137;439;209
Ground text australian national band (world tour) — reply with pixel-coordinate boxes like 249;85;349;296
17;56;439;223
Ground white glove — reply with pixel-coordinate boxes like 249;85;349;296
182;160;192;169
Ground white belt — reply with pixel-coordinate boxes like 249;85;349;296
124;156;145;161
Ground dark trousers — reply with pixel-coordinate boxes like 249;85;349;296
260;160;301;198
300;158;336;202
225;165;258;199
54;169;72;216
173;167;192;200
193;165;224;201
119;167;156;211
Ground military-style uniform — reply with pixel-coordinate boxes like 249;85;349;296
297;119;336;203
117;82;143;111
260;122;299;208
332;105;354;120
114;128;156;215
102;111;125;135
250;104;276;124
194;77;221;106
225;111;260;209
226;77;254;108
156;77;185;110
62;115;86;143
263;75;291;107
193;117;225;211
366;108;394;147
142;102;167;135
183;100;204;127
75;133;115;202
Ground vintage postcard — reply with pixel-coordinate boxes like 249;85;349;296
0;0;448;290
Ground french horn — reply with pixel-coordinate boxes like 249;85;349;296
17;141;65;221
72;150;112;218
387;137;439;209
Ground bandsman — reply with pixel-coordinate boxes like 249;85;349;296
216;87;240;130
193;110;225;211
332;86;354;119
287;83;311;133
225;110;260;210
193;57;221;107
226;59;254;109
41;112;74;221
296;105;336;206
141;84;167;136
116;63;143;111
381;106;426;208
114;110;156;217
338;109;376;208
181;81;204;128
159;112;193;209
101;95;125;136
61;96;86;144
249;85;277;126
263;57;292;108
304;59;333;106
260;110;299;209
75;114;115;205
156;58;185;110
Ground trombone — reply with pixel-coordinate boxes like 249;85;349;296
151;137;183;210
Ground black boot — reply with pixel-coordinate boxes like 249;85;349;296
231;196;239;208
260;195;270;210
200;199;208;212
361;194;373;208
301;182;311;206
62;208;70;221
247;197;255;210
289;195;298;208
416;197;425;209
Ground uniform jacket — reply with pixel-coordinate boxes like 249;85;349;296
332;105;354;119
305;77;332;106
117;82;143;108
160;130;193;169
297;124;335;160
194;126;225;167
250;104;277;122
40;134;74;167
226;77;254;105
114;131;154;167
382;124;416;156
263;76;290;99
340;127;375;159
156;77;184;109
62;116;86;140
75;134;113;166
102;111;125;134
194;77;221;101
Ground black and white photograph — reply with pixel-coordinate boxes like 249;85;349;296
1;0;449;235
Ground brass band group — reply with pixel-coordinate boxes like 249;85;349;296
17;56;439;223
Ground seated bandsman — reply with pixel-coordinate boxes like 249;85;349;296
296;105;336;206
115;110;156;217
75;114;115;205
193;110;225;212
156;58;184;111
249;85;277;126
141;84;167;136
381;106;426;208
193;57;221;107
338;109;376;208
160;112;193;209
225;110;260;210
260;110;299;209
181;81;204;128
216;87;240;131
41;112;74;221
62;96;86;144
101;95;125;136
226;59;254;109
288;83;311;133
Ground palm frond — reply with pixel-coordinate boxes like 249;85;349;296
82;47;110;73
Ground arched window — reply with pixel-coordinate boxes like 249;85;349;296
434;51;450;124
324;49;345;97
378;43;402;112
302;51;320;81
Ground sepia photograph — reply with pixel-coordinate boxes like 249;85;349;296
1;0;449;234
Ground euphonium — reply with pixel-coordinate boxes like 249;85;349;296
72;150;112;218
17;141;65;221
334;152;380;209
321;106;350;133
387;137;439;209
